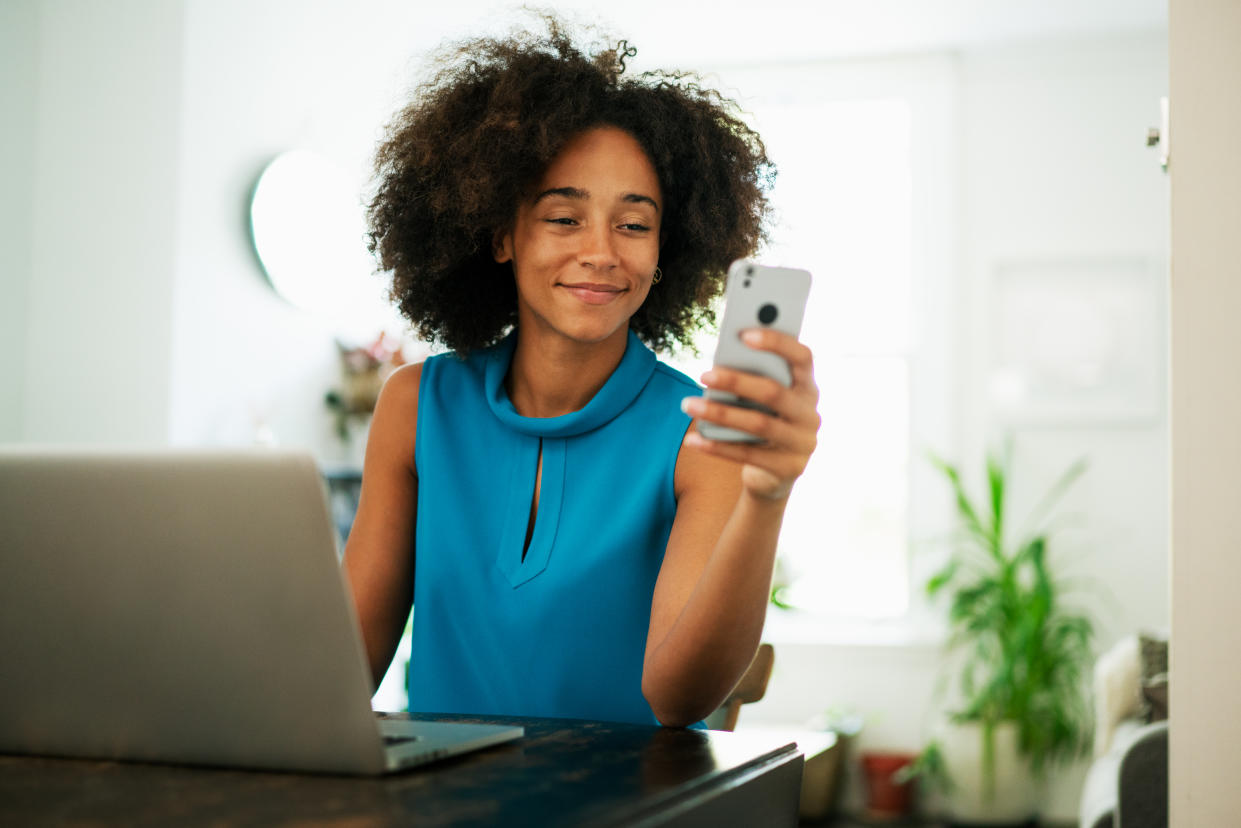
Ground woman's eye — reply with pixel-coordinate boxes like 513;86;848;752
545;217;577;226
620;223;651;232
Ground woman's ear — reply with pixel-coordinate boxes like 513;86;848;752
493;228;513;264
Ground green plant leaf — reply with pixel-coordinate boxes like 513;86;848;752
926;560;959;596
927;451;992;547
986;446;1008;557
769;583;795;610
1016;457;1088;543
920;444;1097;779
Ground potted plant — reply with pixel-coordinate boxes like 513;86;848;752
860;749;919;819
324;332;407;465
917;443;1095;824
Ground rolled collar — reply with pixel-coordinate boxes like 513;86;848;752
483;329;656;438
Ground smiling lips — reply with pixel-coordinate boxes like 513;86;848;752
561;282;628;305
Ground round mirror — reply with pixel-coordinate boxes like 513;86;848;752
249;151;397;336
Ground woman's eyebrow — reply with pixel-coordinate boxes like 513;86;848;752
533;186;588;204
622;193;660;211
532;187;659;211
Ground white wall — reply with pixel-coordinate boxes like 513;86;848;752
958;35;1170;650
739;34;1169;822
1169;0;1241;822
167;0;521;459
167;0;367;457
0;0;38;442
20;0;183;446
8;0;451;458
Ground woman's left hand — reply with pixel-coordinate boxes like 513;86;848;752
681;328;820;501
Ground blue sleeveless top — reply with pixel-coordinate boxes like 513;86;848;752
410;329;700;725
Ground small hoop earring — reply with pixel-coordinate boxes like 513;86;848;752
651;267;663;285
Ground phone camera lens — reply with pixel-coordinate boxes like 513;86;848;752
746;266;755;277
758;303;778;325
743;279;751;288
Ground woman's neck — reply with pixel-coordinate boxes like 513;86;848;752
505;326;629;419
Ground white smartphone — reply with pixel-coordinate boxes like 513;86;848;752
697;260;812;443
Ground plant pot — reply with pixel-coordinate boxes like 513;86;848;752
860;750;916;820
936;719;1039;825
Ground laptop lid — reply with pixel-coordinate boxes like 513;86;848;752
0;448;509;775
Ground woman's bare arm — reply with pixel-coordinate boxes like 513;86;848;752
642;330;819;726
342;362;422;690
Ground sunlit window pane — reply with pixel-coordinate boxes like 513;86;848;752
779;357;910;618
669;95;916;620
759;100;913;354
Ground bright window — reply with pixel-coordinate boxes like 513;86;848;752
669;57;955;623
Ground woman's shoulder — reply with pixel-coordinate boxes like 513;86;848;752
378;344;483;396
378;346;488;427
359;361;425;475
373;361;425;426
383;360;425;396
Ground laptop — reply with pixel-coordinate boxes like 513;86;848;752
0;448;522;775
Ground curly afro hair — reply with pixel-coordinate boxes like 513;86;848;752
367;16;774;355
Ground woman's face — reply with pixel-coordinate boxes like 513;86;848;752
495;126;662;348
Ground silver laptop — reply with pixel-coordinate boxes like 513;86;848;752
0;448;522;775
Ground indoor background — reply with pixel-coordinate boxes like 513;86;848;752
0;1;1171;821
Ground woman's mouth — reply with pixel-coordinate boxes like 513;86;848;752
561;283;627;305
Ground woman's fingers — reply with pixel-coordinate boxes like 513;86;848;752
697;368;818;430
737;328;818;398
681;394;817;454
683;328;821;499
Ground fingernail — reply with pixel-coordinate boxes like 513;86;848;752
743;329;763;345
681;397;702;415
700;370;718;384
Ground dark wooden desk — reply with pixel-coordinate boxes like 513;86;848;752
0;713;803;827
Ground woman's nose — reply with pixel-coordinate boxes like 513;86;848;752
578;223;619;269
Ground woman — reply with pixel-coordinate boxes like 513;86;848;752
345;18;820;728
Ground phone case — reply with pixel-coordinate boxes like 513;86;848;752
698;260;812;443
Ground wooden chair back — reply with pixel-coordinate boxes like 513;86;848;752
716;643;775;731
